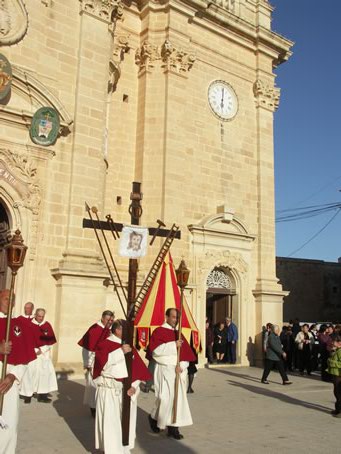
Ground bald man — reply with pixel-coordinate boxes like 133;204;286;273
0;289;36;453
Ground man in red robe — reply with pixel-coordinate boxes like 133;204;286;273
17;302;34;323
78;310;114;417
93;319;151;453
0;289;36;453
20;308;58;403
148;308;196;440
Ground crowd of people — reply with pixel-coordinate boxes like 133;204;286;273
261;320;341;418
0;291;58;454
0;285;195;454
262;319;341;380
205;317;238;364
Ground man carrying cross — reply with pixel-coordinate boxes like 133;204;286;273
93;319;151;453
148;308;196;440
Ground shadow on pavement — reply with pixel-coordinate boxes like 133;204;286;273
53;380;196;454
225;379;331;414
53;379;95;453
135;406;197;454
208;366;262;383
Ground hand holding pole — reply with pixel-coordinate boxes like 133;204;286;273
172;260;190;424
0;230;27;425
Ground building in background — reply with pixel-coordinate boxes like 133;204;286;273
0;0;292;371
277;257;341;323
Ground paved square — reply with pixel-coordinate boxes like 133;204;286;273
17;367;339;454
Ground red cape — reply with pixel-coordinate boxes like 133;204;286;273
17;315;34;324
78;323;110;352
0;316;37;365
147;326;196;362
32;321;57;347
93;338;152;382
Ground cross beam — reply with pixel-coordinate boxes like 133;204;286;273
82;218;181;239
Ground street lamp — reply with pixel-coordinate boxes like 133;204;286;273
0;230;27;418
173;259;190;423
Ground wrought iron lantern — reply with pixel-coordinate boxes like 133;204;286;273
175;260;190;289
6;229;28;273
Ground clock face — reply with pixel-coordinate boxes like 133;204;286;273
208;80;238;121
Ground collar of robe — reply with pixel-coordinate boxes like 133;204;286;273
107;333;122;344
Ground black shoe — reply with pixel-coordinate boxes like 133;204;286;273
24;397;32;404
148;415;160;433
283;381;293;385
187;388;194;394
19;395;25;400
37;394;52;403
331;409;340;415
261;380;269;384
167;426;184;440
90;408;96;418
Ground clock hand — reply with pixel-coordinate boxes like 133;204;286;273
221;88;224;109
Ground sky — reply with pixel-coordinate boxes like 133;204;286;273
271;1;341;262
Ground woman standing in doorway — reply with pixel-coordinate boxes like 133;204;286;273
213;322;227;363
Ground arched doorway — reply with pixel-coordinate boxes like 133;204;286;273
0;201;11;289
206;267;236;325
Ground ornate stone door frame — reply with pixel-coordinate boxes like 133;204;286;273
188;209;255;366
0;145;41;309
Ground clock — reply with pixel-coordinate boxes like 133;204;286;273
208;80;238;121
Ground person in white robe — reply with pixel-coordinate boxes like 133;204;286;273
20;308;58;404
78;310;114;417
148;308;195;440
94;320;151;454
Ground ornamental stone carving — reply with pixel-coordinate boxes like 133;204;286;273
0;148;41;215
209;0;237;13
109;34;130;91
198;250;248;278
0;147;41;259
161;40;196;74
135;39;196;75
206;269;233;289
80;0;124;23
253;79;280;112
0;0;28;47
135;40;160;72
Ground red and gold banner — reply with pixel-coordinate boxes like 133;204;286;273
134;252;201;352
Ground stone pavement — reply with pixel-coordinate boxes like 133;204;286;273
17;367;339;454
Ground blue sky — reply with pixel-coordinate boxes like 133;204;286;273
271;1;341;262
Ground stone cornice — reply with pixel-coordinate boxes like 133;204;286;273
134;0;293;66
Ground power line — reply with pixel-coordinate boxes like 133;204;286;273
286;208;341;258
276;202;341;223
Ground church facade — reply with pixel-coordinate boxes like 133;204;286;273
0;0;292;371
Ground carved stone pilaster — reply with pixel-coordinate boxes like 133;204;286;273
161;40;196;74
0;0;29;46
80;0;124;23
109;33;130;91
253;79;280;112
135;40;160;73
